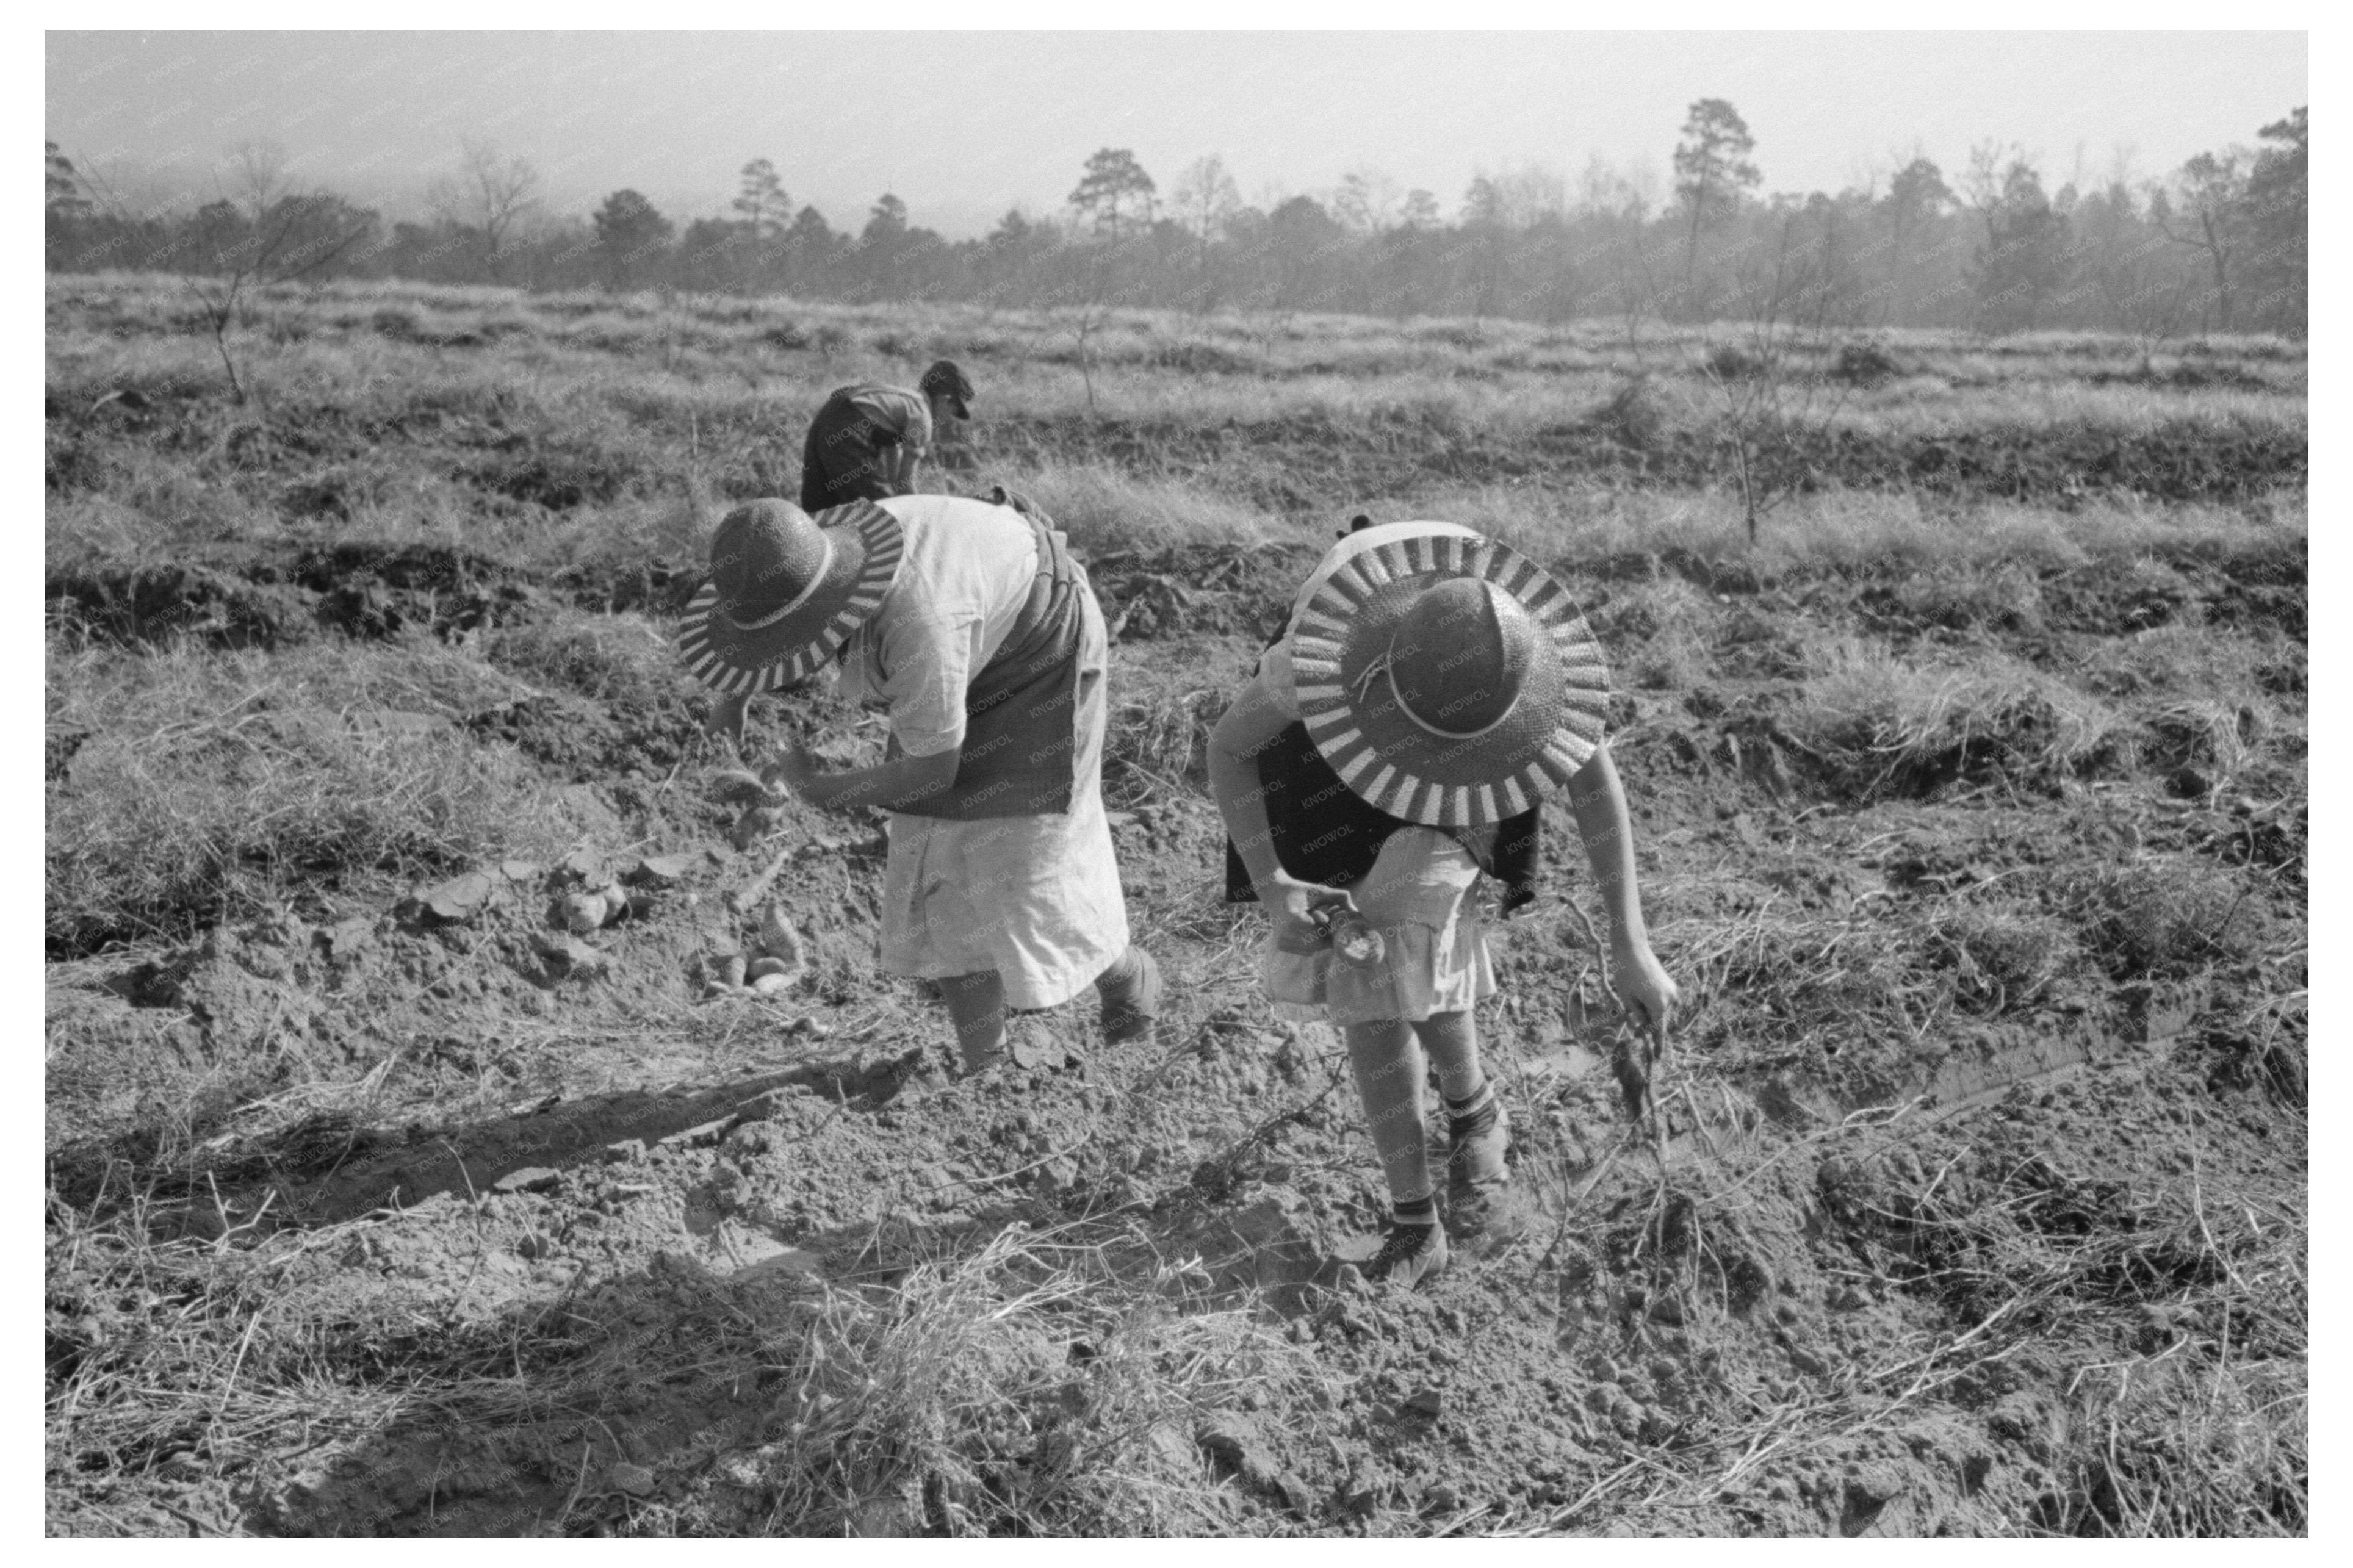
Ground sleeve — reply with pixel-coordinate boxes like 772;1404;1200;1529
874;603;981;758
1258;636;1303;722
849;388;933;450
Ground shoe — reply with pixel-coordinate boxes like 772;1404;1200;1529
1364;1221;1450;1287
1448;1095;1510;1187
1099;948;1161;1046
959;1034;1006;1077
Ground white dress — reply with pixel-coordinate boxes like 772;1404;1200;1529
839;495;1130;1010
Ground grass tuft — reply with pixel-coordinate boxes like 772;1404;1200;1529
45;634;582;955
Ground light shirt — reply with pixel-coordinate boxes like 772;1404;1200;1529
835;494;1040;758
841;384;934;451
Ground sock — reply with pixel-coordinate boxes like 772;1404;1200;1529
1446;1079;1497;1135
1393;1192;1438;1229
1095;946;1155;1012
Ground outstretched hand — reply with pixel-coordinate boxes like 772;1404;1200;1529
1606;937;1679;1124
764;739;819;797
1612;935;1680;1046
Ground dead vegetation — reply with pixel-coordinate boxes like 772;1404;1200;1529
45;278;2304;1537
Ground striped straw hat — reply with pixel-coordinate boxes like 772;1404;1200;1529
674;498;904;697
1288;529;1610;827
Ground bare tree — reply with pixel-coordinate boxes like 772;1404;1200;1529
2155;147;2250;332
1621;210;1859;544
187;142;373;402
426;138;540;283
1330;167;1400;234
1170;154;1240;311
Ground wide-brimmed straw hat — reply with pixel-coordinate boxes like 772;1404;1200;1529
1288;530;1609;827
674;498;904;696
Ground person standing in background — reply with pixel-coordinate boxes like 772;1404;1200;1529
799;359;975;512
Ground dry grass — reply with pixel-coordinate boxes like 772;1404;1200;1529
44;1184;1321;1538
1001;462;1276;555
1501;1068;2307;1539
1467;484;2303;575
1817;1123;2308;1536
45;633;584;955
1784;635;2127;793
2061;859;2266;982
48;271;2305;453
722;1221;1323;1536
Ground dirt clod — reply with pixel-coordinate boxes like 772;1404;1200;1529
423;871;497;923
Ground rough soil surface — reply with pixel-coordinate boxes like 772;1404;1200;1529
45;536;2306;1538
998;411;2307;514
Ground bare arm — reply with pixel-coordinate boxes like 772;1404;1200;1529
1208;671;1358;954
771;740;959;815
1565;741;1679;1036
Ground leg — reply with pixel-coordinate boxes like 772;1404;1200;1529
937;969;1009;1074
1413;1008;1507;1186
1342;1018;1432;1204
1094;944;1161;1045
1343;1018;1450;1285
1415;1009;1484;1101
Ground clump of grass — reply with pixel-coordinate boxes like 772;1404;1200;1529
1830;341;1905;386
483;610;681;707
1591;373;1667;451
1881;558;2048;634
2063;860;2261;982
728;1223;1321;1536
1104;657;1227;802
1785;636;2125;794
1009;462;1275;555
45;635;578;955
1924;907;2080;1012
2053;1336;2307;1536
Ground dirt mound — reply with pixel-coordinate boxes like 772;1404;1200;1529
45;545;702;651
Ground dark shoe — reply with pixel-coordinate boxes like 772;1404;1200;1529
1099;948;1161;1046
1447;1096;1510;1187
959;1032;1006;1077
1364;1221;1450;1287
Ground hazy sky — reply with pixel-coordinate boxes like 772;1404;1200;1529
46;31;2307;239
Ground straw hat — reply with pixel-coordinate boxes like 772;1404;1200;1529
1288;530;1610;827
674;498;904;696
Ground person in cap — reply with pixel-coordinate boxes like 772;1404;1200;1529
678;492;1159;1074
1208;520;1678;1287
798;359;976;514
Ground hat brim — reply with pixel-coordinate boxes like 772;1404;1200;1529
1288;533;1609;827
674;500;904;697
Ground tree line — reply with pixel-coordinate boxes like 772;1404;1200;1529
44;100;2307;338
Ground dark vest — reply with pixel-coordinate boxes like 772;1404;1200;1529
885;514;1090;821
1222;627;1542;913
